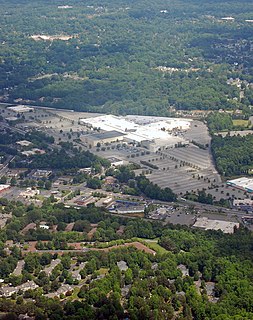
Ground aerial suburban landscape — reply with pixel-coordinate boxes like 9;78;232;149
0;0;253;319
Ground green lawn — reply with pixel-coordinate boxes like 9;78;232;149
135;238;169;254
232;119;250;127
98;268;109;275
145;242;169;254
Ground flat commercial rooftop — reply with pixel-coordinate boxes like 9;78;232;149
0;184;10;192
80;114;191;145
7;105;34;112
227;177;253;193
5;116;18;121
233;199;253;206
16;140;32;147
193;217;239;234
86;130;125;140
107;157;123;163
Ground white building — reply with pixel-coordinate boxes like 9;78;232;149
7;105;34;113
0;184;10;194
193;217;239;234
16;140;32;147
107;157;124;167
80;114;191;151
0;280;38;297
20;188;40;198
227;177;253;193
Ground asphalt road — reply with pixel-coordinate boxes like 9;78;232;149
0;156;15;178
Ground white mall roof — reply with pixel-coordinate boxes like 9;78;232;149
80;114;191;144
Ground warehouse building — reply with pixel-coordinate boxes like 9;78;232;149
82;130;126;147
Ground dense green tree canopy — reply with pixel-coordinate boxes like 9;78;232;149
211;134;253;176
0;0;253;115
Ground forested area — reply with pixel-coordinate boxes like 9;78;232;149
0;0;253;115
207;112;252;133
0;199;253;319
211;134;253;176
12;149;110;171
207;113;234;133
1;0;253;317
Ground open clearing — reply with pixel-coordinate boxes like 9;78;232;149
232;119;251;127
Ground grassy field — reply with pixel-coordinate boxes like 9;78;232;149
145;242;169;254
232;119;250;127
136;238;169;254
98;268;109;275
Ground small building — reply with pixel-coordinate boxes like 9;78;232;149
102;197;114;206
233;199;253;211
16;140;32;147
44;259;61;276
20;188;39;198
7;105;34;113
5;116;19;122
78;167;92;174
82;130;126;147
75;196;95;207
21;148;45;157
46;284;73;298
177;264;189;277
242;215;253;225
58;5;73;9
121;284;131;297
104;176;117;185
0;184;10;194
0;280;38;297
71;262;86;280
193;217;239;234
39;223;49;230
221;16;235;21
109;200;145;214
107;157;124;167
117;260;128;272
6;170;20;178
227;177;253;193
32;169;52;179
12;260;25;276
